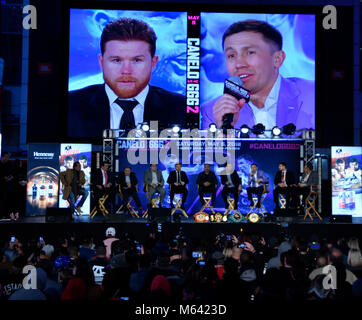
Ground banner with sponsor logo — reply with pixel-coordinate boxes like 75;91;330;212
115;138;302;214
26;144;60;216
331;147;362;217
59;144;92;215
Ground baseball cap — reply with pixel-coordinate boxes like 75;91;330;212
42;244;54;257
106;227;116;237
240;269;257;282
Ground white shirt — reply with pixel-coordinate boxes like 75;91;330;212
253;172;260;187
227;174;234;188
249;74;281;135
106;84;149;129
176;171;182;184
101;169;107;186
301;173;310;184
151;171;158;185
281;170;287;185
125;175;131;184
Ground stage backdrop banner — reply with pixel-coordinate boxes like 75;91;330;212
26;144;60;216
331;146;362;217
115;138;302;215
59;144;92;215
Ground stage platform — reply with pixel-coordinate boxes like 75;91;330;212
1;214;362;246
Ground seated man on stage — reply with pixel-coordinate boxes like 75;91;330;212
117;166;143;214
60;161;89;216
92;162;115;214
144;163;166;209
273;162;295;210
291;163;318;208
220;163;242;210
196;164;218;208
167;163;189;212
246;163;268;208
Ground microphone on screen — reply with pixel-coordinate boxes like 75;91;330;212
222;76;251;129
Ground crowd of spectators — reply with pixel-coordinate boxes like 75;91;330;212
1;226;362;302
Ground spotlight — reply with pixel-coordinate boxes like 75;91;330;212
282;123;296;135
209;123;217;133
239;125;250;138
240;125;250;134
251;123;265;135
247;213;261;223
171;124;181;134
272;126;281;136
141;122;150;132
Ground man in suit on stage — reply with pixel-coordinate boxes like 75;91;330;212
68;17;186;138
291;162;318;208
196;164;218;207
144;163;166;209
92;162;115;214
167;163;189;212
60;161;89;216
117;166;143;214
246;163;268;208
273;162;295;210
220;163;242;210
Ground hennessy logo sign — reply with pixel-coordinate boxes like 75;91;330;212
33;152;55;159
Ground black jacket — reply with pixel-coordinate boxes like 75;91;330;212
117;172;138;190
196;171;218;187
220;170;241;188
167;170;189;185
274;170;295;186
68;84;186;138
92;168;114;187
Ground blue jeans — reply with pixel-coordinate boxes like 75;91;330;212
68;189;89;213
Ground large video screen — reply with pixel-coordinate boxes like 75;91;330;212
200;13;315;130
68;8;315;138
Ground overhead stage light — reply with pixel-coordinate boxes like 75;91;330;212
282;123;296;135
209;123;217;133
272;126;281;136
251;123;265;135
240;125;250;134
171;124;181;134
239;125;250;138
141;122;150;132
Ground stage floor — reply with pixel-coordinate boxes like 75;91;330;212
1;214;362;246
1;213;361;225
